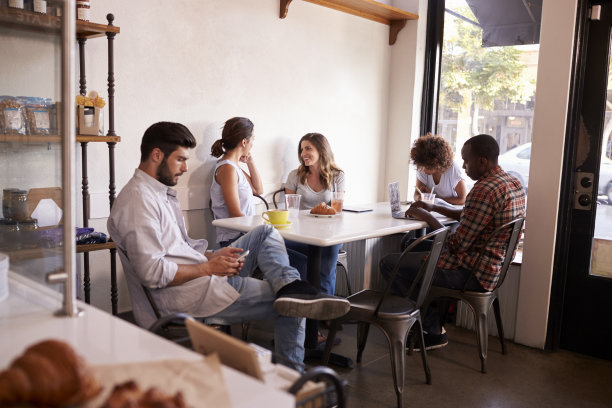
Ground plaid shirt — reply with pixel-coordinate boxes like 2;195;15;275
438;165;526;291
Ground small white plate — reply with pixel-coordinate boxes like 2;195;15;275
308;213;339;218
264;220;292;229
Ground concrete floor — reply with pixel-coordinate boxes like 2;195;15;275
246;321;612;408
119;311;612;407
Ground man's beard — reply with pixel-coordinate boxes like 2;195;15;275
157;159;179;186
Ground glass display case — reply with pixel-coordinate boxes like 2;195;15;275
0;0;77;315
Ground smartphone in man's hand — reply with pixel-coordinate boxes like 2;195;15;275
237;250;250;262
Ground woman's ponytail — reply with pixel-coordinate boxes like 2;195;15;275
210;139;224;157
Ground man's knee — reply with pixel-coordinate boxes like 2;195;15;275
253;224;274;237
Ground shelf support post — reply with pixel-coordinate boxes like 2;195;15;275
77;38;87;95
106;13;116;137
80;141;91;303
106;13;118;314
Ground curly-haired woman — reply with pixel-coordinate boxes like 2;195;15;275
284;133;344;296
411;133;467;205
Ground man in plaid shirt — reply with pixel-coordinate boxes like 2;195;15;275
380;134;526;350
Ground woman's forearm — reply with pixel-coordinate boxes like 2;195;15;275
245;160;263;195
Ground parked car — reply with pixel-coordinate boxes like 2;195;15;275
497;142;612;202
497;143;532;193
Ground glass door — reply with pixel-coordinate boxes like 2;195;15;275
557;1;612;360
0;1;77;315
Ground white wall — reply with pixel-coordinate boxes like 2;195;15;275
80;0;421;312
515;0;578;348
386;0;428;199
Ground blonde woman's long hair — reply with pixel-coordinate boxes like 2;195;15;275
296;133;342;190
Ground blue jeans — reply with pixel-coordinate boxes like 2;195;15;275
285;241;342;296
205;225;306;371
380;244;486;335
220;235;307;280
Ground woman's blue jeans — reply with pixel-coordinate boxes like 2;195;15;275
285;241;342;296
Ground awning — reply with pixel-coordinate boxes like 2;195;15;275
465;0;542;47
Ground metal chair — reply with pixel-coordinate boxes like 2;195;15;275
209;193;269;220
321;227;450;408
147;312;196;347
290;366;348;408
424;217;525;373
272;188;285;209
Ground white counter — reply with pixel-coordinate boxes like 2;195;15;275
0;273;294;408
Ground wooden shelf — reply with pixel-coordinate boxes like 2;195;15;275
4;242;114;262
4;246;62;263
76;135;121;143
0;7;119;38
77;19;120;39
1;134;121;143
279;0;418;45
0;134;61;143
76;241;116;253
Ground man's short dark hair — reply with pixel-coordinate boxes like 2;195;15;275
465;134;499;163
140;122;197;162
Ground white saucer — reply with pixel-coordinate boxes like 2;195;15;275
264;220;292;229
308;213;339;218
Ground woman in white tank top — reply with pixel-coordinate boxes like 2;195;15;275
210;117;263;246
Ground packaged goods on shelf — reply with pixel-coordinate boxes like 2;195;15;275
23;97;53;135
0;96;26;135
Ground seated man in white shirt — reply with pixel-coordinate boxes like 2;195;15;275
108;121;350;371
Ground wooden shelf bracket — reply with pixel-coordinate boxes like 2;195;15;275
389;19;407;45
280;0;293;18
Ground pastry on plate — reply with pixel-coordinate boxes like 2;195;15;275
310;202;336;215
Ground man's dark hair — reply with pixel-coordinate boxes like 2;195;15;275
465;134;499;163
140;122;197;162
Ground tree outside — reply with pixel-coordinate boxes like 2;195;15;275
437;3;537;157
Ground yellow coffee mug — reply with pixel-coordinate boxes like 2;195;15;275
262;209;289;225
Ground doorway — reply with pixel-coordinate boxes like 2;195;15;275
552;0;612;360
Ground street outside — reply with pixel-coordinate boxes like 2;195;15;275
595;202;612;240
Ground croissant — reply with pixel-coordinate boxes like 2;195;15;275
100;380;188;408
310;202;336;215
0;339;101;407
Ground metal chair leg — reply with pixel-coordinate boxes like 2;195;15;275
356;322;371;363
414;320;432;384
380;321;409;408
321;320;341;365
492;297;506;354
473;306;489;374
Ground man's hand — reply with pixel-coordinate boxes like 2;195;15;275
203;255;244;277
405;201;434;218
207;247;242;260
405;202;444;230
